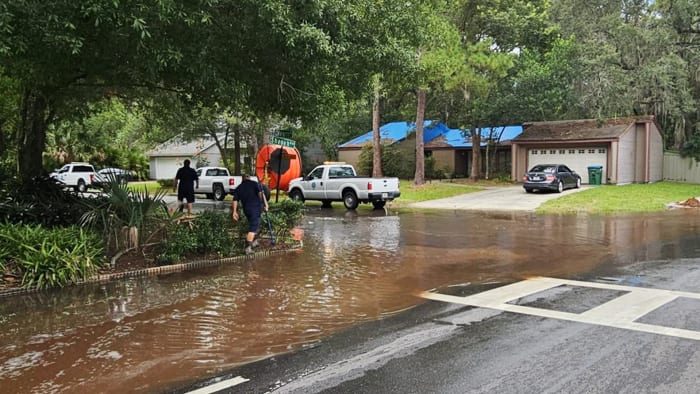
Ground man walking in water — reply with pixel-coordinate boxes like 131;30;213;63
174;159;199;215
232;174;269;254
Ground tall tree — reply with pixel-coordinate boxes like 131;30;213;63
410;1;463;185
446;0;551;180
0;0;395;183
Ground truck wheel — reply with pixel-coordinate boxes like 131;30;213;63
343;190;359;210
288;189;304;202
372;201;386;209
214;185;226;201
76;179;87;193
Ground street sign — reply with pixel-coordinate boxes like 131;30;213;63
278;129;294;138
270;136;296;148
282;153;297;160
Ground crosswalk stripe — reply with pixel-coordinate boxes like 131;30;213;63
420;276;700;341
185;376;250;394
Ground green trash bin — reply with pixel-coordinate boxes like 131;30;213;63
587;165;603;185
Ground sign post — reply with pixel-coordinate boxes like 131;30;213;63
270;136;296;202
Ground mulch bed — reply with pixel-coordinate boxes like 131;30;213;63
1;237;298;296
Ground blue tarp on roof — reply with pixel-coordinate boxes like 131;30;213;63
339;122;522;148
339;121;447;148
439;125;523;148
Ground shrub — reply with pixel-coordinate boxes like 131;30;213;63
157;199;305;264
0;223;106;289
0;175;89;227
157;210;237;264
359;145;415;179
80;180;171;255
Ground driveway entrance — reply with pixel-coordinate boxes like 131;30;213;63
409;185;591;211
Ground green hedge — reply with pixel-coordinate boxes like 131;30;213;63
0;223;106;289
157;199;305;264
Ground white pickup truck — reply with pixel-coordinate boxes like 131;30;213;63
287;164;400;209
50;162;98;192
193;167;258;201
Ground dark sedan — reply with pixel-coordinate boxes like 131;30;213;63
523;164;581;193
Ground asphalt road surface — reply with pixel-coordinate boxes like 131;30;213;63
176;257;700;394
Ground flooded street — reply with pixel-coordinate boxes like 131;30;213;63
2;209;700;393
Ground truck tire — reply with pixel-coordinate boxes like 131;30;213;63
76;179;87;193
372;201;386;209
288;189;304;202
343;190;359;210
213;184;226;201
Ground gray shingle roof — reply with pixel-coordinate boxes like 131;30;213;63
514;117;653;142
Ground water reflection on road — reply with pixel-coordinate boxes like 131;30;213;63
2;209;700;393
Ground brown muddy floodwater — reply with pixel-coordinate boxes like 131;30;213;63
2;209;700;393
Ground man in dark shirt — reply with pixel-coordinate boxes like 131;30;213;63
173;159;199;215
232;175;269;254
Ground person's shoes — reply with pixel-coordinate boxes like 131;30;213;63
245;246;254;255
251;239;259;248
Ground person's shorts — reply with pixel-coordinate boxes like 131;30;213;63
245;210;261;233
178;190;195;203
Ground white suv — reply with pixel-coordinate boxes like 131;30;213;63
50;162;97;192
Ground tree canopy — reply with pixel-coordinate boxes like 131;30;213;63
3;0;700;182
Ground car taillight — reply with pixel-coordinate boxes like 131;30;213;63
367;182;372;190
90;174;94;183
546;175;555;181
229;178;235;186
522;175;528;181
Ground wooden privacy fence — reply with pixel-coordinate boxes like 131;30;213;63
664;151;700;183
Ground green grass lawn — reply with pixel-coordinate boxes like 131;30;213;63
391;180;482;206
127;181;167;194
538;181;700;214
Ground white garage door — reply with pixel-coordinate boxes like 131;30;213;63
528;147;607;184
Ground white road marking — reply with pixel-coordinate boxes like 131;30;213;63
185;376;250;394
420;276;700;341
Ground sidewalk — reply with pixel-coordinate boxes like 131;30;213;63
409;185;591;212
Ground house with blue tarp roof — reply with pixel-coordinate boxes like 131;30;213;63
338;121;522;178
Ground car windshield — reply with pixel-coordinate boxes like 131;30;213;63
529;165;556;173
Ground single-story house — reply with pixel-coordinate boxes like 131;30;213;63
511;116;663;184
147;134;249;180
338;121;522;178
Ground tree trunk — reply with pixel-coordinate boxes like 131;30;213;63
234;124;241;175
372;82;383;178
470;127;481;181
17;89;50;185
485;136;491;180
414;88;426;185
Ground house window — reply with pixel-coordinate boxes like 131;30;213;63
598;148;606;153
425;150;433;157
550;150;556;154
540;150;546;155
588;149;595;154
579;149;585;154
559;149;566;154
532;150;538;155
569;149;575;154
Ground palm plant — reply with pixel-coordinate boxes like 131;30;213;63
80;176;174;262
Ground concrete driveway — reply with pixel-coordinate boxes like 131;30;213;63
409;185;591;212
